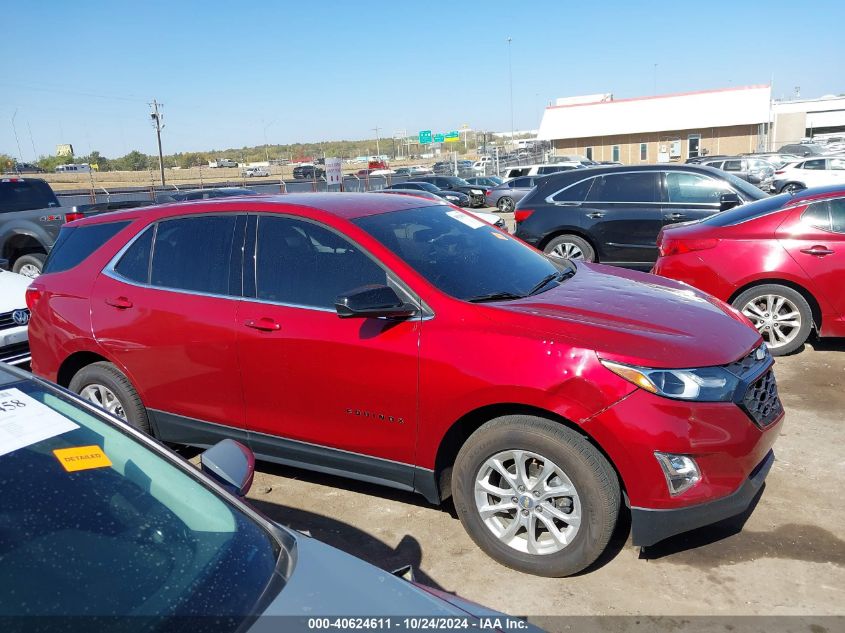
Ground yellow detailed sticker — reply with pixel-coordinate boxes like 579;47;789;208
490;232;508;240
53;445;113;472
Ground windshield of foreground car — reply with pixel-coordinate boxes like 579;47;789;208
354;205;570;300
0;379;283;623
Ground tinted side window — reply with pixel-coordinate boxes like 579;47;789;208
666;172;729;204
0;180;60;213
832;199;845;233
829;158;845;170
551;177;595;202
587;172;660;203
705;161;723;169
44;221;131;274
803;159;826;170
722;160;743;172
255;216;387;310
805;199;845;233
150;216;237;295
114;226;154;283
510;178;531;188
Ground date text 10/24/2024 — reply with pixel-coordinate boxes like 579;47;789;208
306;618;531;630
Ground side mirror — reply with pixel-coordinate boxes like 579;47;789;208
720;192;741;211
200;439;255;497
335;285;417;319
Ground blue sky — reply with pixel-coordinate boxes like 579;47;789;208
1;0;843;159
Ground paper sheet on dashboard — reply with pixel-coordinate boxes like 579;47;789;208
0;388;80;457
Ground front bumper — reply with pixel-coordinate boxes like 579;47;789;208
631;449;775;546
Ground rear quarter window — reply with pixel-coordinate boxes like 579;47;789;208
0;180;60;213
43;221;131;274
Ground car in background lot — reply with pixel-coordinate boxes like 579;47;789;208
293;164;325;179
4;162;45;174
653;186;845;355
378;189;507;230
742;152;803;169
514;165;768;268
485;175;545;212
0;269;31;365
243;166;269;177
466;176;503;188
698;156;775;189
772;156;845;193
685;154;730;165
778;143;827;157
155;187;259;203
0;177;64;277
385;181;471;207
411;175;486;207
28;193;782;577
0;363;520;622
501;163;582;180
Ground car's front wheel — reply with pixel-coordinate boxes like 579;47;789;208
732;284;813;356
497;196;515;213
452;415;620;577
70;361;152;433
780;182;805;194
12;253;46;278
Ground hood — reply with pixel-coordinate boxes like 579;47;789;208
0;271;32;312
258;534;498;618
488;263;760;368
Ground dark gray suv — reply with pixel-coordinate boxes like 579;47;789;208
514;165;767;269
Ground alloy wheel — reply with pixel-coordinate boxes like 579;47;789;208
741;294;802;350
17;264;41;279
474;449;581;555
80;383;127;420
498;197;515;213
549;242;584;260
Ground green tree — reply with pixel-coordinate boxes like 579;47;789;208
112;150;150;171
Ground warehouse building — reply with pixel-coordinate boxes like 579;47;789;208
771;94;845;146
538;85;772;164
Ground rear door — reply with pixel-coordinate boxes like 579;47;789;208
780;198;845;322
90;214;246;440
580;171;663;265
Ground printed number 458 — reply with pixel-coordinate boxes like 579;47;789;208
0;399;26;412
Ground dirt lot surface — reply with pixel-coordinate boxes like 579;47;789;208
242;338;845;622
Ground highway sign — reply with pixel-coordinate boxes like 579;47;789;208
418;130;432;144
433;133;445;143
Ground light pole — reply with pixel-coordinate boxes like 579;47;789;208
507;37;514;151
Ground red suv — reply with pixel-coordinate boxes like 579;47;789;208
654;186;845;356
27;193;782;577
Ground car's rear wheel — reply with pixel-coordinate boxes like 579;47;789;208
497;197;515;213
780;182;805;194
732;284;813;356
70;362;151;433
12;253;46;278
544;235;596;262
452;415;620;577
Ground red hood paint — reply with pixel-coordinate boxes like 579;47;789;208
486;262;761;369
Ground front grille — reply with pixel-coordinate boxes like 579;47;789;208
0;309;29;330
741;369;782;428
725;344;770;376
0;341;31;365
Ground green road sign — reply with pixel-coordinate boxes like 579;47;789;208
418;130;432;144
445;130;460;140
433;134;445;143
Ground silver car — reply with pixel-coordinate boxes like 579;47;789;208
484;175;545;212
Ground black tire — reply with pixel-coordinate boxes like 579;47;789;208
452;415;620;577
731;284;813;356
497;196;515;213
12;252;46;278
69;361;152;434
780;182;805;194
543;234;596;262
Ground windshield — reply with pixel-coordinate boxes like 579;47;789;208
701;193;793;227
443;176;471;187
354;205;570;300
0;378;283;623
0;180;60;212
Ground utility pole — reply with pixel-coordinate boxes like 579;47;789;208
372;127;382;157
149;99;165;187
507;37;514;152
11;109;24;163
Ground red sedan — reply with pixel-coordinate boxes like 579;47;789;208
654;185;845;355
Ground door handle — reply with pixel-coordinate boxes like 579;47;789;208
800;246;834;256
105;296;133;309
586;212;605;219
668;213;688;220
244;317;281;331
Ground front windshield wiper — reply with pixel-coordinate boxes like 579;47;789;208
526;268;576;296
466;291;525;303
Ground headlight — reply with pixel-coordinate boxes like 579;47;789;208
445;195;459;201
599;359;739;401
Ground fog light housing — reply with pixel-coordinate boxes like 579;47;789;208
655;452;701;496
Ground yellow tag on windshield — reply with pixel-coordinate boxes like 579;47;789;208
53;445;113;472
